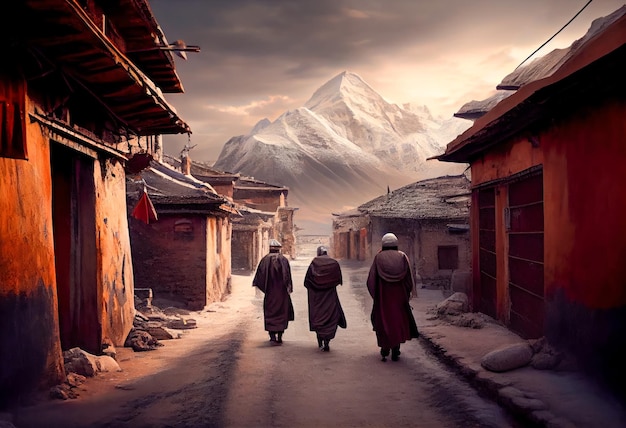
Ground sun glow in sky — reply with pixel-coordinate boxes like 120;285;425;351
150;0;625;163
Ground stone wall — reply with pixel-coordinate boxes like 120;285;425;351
130;214;208;309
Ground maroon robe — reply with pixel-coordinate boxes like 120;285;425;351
304;255;347;340
253;252;295;331
367;249;419;349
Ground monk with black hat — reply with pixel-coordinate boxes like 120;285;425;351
304;246;347;352
253;239;295;345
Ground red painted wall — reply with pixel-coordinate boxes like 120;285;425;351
543;100;626;308
469;98;626;394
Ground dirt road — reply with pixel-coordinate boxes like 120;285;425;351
13;237;516;428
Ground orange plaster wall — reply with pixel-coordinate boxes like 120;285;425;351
205;216;232;305
94;158;135;346
0;101;64;403
542;100;626;309
471;100;626;311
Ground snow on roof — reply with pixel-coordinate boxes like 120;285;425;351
497;5;626;90
454;91;515;120
357;174;471;220
127;162;224;209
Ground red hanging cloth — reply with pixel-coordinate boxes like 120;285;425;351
131;191;158;224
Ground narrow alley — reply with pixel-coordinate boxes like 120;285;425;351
13;237;517;428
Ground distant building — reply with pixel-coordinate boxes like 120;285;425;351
127;162;237;310
162;154;298;269
436;6;626;396
332;174;471;291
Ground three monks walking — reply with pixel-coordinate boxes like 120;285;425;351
253;234;418;360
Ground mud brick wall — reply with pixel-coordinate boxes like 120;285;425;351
130;214;208;310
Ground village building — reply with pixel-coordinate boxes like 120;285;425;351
332;174;471;291
231;177;297;260
161;154;298;271
230;205;276;273
127;161;237;310
436;6;626;397
0;0;189;407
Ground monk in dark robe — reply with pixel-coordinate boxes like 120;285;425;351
253;239;295;345
304;246;347;352
367;233;419;361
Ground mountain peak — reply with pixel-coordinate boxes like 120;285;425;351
304;71;377;110
214;71;471;233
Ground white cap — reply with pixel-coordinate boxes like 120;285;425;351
381;233;398;247
269;239;282;247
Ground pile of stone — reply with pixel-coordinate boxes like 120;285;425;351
124;288;197;352
49;288;199;401
51;347;123;400
428;292;494;329
428;292;568;373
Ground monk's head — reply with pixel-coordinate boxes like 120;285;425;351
269;239;282;253
381;233;398;250
317;246;328;256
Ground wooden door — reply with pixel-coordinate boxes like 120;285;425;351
477;187;497;319
507;173;544;338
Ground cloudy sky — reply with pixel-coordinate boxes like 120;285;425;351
149;0;625;163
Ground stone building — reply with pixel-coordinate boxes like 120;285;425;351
0;0;189;407
127;162;237;310
161;154;298;269
333;174;471;291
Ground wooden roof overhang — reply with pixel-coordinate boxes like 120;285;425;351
21;0;190;135
438;14;626;164
106;0;184;93
195;175;239;185
150;195;226;216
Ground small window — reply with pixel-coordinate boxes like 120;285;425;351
438;245;459;270
174;219;193;233
0;68;27;159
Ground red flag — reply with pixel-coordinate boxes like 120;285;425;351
131;191;158;224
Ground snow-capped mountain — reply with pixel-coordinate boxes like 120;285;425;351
213;71;471;232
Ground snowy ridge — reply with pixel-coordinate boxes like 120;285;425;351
214;71;471;232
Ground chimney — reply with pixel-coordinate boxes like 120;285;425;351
181;154;191;175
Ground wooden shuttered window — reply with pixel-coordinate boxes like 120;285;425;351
0;67;27;159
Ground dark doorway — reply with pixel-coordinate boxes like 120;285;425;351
477;187;497;319
50;143;100;353
507;172;545;339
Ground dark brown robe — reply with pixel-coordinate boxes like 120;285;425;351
253;252;295;332
367;249;419;349
304;255;347;340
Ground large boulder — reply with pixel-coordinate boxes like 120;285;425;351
63;348;97;377
528;337;563;370
63;348;122;376
450;271;471;294
146;322;181;340
436;292;469;315
481;342;533;372
124;328;162;352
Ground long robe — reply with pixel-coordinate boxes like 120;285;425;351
304;255;347;340
367;249;419;349
253;252;295;331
